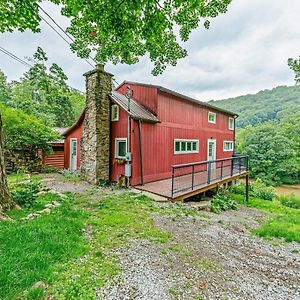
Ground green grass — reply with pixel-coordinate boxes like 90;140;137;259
48;193;171;299
232;193;300;243
0;198;89;300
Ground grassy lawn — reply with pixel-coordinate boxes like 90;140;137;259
233;193;300;243
2;174;199;300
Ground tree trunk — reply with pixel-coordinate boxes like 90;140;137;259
0;112;15;212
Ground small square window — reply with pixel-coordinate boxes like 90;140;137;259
208;112;216;124
223;141;234;152
228;117;234;130
111;104;119;121
175;141;180;152
115;138;127;158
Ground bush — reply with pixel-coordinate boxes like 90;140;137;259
231;179;276;201
278;193;300;209
11;182;42;208
211;191;238;213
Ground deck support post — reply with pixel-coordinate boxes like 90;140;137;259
171;167;175;198
245;174;249;202
207;161;211;184
192;165;195;190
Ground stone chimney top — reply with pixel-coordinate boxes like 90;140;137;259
96;64;104;71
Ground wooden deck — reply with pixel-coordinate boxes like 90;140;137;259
135;165;248;201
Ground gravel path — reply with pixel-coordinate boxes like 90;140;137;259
98;207;300;300
40;174;300;300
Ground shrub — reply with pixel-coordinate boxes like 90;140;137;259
251;179;277;201
278;193;300;209
11;182;42;208
211;191;237;213
231;179;276;201
12;190;37;208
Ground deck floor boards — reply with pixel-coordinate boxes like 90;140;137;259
135;166;247;200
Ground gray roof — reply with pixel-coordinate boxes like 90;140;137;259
109;91;160;123
119;81;238;117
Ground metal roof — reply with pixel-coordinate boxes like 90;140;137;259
118;81;238;117
110;91;160;123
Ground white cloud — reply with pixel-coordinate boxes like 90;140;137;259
0;0;300;100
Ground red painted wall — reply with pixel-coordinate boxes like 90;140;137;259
112;84;235;186
117;83;158;115
64;124;82;170
65;83;235;185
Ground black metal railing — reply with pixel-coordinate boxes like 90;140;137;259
171;155;249;197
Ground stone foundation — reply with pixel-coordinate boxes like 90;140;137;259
80;64;113;184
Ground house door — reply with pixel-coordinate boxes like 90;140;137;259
70;138;78;171
207;139;216;169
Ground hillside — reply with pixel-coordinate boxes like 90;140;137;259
209;85;300;128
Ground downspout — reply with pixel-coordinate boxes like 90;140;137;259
138;120;144;185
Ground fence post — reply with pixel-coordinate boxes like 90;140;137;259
231;157;234;176
171;167;175;198
192;165;195;190
238;157;241;174
207;161;211;184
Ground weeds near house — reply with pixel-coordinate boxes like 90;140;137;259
11;182;42;208
211;190;237;213
231;179;276;201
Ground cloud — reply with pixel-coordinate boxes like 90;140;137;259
0;0;300;100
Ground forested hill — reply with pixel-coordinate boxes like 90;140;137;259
209;85;300;128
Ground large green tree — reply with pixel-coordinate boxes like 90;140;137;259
0;0;231;211
10;47;76;127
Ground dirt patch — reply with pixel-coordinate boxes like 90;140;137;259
276;184;300;197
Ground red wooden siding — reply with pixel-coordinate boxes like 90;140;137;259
117;83;158;115
64;124;82;169
65;82;235;187
112;83;235;185
43;144;65;169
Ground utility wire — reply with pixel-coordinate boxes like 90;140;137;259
39;14;94;68
38;6;120;86
0;46;33;68
38;6;96;68
0;46;84;93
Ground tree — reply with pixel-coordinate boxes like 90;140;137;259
0;0;231;211
0;69;12;105
236;121;300;185
10;47;76;127
288;56;300;84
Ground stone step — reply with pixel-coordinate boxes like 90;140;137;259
185;200;211;211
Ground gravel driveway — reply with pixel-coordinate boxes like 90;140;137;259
40;173;300;300
98;207;300;300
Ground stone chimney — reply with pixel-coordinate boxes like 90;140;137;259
81;64;113;184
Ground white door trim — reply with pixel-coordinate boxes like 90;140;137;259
70;138;78;171
207;139;217;169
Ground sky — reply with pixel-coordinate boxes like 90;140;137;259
0;0;300;101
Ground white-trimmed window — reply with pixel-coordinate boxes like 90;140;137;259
111;104;119;121
223;141;234;152
228;117;234;130
115;138;127;159
174;139;199;154
208;111;216;124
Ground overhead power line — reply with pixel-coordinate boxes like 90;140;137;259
38;6;95;68
0;46;33;68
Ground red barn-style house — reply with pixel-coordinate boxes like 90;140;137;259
63;65;249;200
